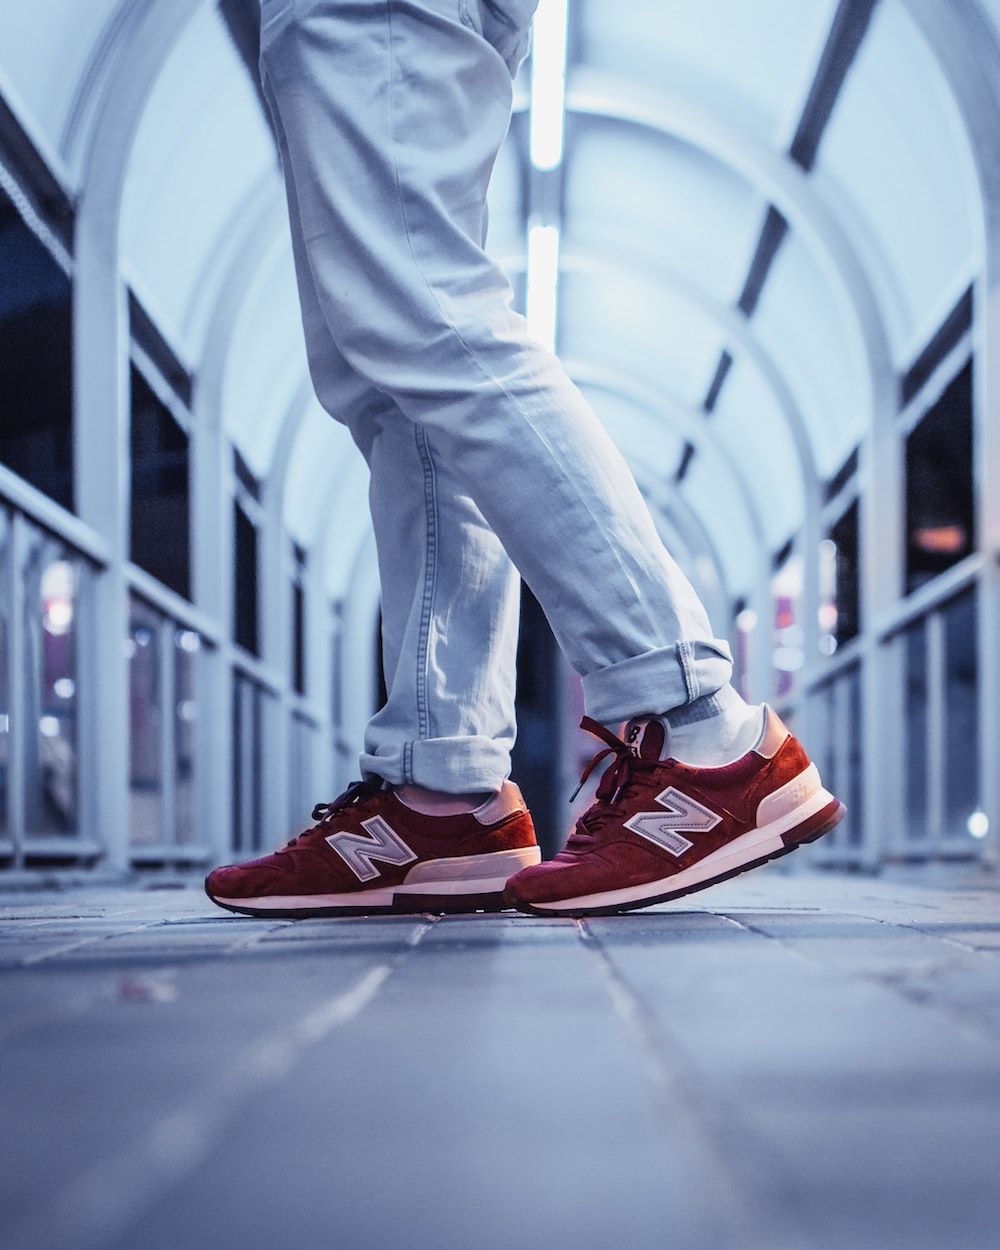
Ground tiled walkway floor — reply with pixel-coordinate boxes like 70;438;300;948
2;865;999;1250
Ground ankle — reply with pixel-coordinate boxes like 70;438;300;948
664;685;764;767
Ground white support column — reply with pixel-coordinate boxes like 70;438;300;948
903;0;1000;864
73;218;131;870
72;0;208;872
6;513;27;867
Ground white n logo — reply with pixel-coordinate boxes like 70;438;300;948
624;787;721;857
325;816;417;882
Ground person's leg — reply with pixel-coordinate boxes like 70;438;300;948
261;59;521;795
257;0;737;732
359;412;522;792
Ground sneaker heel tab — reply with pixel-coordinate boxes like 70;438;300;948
755;705;791;759
473;781;527;825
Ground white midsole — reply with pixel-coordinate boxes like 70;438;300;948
529;787;837;912
213;846;540;911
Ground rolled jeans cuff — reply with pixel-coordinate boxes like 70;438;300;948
360;734;512;794
581;639;735;726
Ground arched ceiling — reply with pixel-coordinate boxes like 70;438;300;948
0;0;989;605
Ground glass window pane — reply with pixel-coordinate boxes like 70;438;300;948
23;535;79;836
293;580;306;696
122;3;274;358
558;269;726;409
288;714;312;830
0;510;9;838
575;0;838;149
772;557;803;700
175;628;200;845
827;501;860;646
942;590;978;841
752;229;866;478
0;0;122;159
812;682;838;847
129;364;191;599
128;598;163;845
0;187;73;511
814;0;979;364
232;675;263;854
234;500;259;656
713;353;805;549
903;622;928;842
843;665;864;847
905;362;974;594
563;120;763;305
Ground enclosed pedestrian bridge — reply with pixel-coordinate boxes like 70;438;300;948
0;0;997;875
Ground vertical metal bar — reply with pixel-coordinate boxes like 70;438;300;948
159;614;176;848
879;631;905;859
926;610;947;852
7;512;27;869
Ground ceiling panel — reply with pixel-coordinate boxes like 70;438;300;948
812;0;980;366
573;0;838;147
563;116;763;305
121;4;273;363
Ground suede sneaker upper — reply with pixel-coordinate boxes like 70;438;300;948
206;779;539;917
505;708;844;915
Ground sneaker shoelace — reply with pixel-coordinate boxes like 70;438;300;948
565;716;663;850
277;779;383;852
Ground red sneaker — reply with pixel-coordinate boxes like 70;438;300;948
206;780;539;917
504;708;845;916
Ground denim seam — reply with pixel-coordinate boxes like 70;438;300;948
676;640;699;702
383;0;663;647
413;423;439;748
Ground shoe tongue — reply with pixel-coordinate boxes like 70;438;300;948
623;716;669;761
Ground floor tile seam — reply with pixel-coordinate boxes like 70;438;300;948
221;920;296;954
0;917;438;1250
828;908;1000;962
573;919;803;1250
715;907;984;976
711;910;1000;1053
15;919;175;968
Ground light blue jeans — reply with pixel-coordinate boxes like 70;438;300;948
258;0;733;792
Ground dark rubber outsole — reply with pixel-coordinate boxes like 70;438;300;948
204;886;509;920
505;798;848;918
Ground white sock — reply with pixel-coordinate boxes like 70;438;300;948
626;685;765;768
